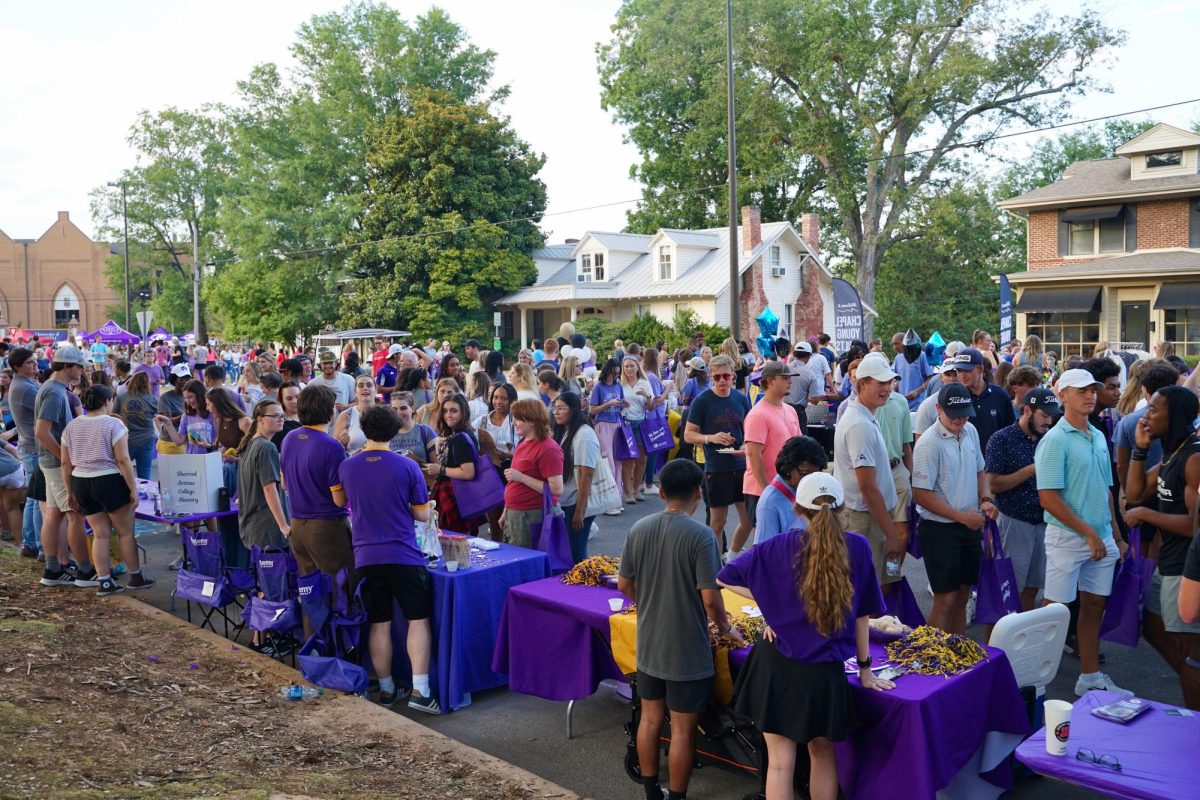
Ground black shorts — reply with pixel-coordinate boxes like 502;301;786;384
704;471;745;508
27;465;46;503
359;563;433;624
744;493;760;526
918;518;983;593
70;473;132;516
637;671;712;714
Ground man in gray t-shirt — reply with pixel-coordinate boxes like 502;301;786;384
6;348;43;554
618;459;734;800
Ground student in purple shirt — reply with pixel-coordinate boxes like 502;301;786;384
717;473;893;800
335;405;437;713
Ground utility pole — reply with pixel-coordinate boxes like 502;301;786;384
725;0;740;339
191;220;200;340
106;181;131;328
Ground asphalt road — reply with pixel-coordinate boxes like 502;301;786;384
124;492;1178;800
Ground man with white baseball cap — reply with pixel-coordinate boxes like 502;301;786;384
375;344;404;404
912;383;997;633
1036;368;1131;697
834;354;906;591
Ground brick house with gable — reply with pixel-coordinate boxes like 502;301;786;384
998;123;1200;357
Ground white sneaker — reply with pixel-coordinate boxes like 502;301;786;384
1075;672;1134;698
603;508;623;516
589;522;600;539
965;589;977;627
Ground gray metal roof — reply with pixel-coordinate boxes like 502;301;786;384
657;229;720;248
583;231;654;253
999;157;1200;209
531;244;576;260
1004;248;1200;282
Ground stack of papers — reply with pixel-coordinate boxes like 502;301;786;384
468;538;500;551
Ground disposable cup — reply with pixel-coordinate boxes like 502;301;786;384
446;561;459;573
608;597;624;612
1044;699;1073;756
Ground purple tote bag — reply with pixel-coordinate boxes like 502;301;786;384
641;414;674;454
1100;527;1154;647
613;419;641;460
449;431;505;518
906;499;922;559
975;519;1022;625
883;576;926;629
530;484;573;574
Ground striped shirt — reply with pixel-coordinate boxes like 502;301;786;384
1034;416;1114;540
912;420;985;523
61;415;129;478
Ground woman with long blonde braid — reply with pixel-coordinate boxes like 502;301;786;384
718;473;893;800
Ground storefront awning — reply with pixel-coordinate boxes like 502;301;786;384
1154;282;1200;310
1060;205;1124;223
1014;286;1101;314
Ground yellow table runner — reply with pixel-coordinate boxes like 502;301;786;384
608;589;758;704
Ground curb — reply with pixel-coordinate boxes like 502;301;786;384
114;594;583;800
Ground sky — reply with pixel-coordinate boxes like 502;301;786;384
1;0;1198;246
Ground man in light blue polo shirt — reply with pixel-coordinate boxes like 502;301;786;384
752;436;827;545
1035;368;1131;698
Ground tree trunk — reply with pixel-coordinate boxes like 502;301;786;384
856;242;883;340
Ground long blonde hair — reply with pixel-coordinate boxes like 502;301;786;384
1021;334;1043;366
417;377;461;426
559;355;580;386
719;337;740;363
796;499;854;638
509;363;536;393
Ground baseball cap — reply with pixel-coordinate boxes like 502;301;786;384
950;348;985;369
1023;387;1063;418
795;472;844;511
760;361;789;380
937;383;976;418
793;341;812;355
687;356;707;372
170;363;193;379
1057;368;1104;391
318;350;338;363
51;346;87;366
387;344;404;357
855;356;898;383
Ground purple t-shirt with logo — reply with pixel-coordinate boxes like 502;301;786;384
339;449;430;568
280;426;347;519
717;529;884;663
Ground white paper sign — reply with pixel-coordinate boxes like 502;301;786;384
157;452;224;514
201;580;216;598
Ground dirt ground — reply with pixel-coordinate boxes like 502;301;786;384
0;545;564;800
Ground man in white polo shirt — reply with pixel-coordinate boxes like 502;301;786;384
834;354;905;591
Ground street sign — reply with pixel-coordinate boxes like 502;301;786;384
493;311;502;327
135;310;153;337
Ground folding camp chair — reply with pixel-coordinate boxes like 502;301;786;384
296;567;369;695
172;527;252;641
242;546;303;665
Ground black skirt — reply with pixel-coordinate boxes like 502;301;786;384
733;639;856;743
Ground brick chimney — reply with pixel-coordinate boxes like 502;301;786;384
800;213;819;254
741;205;762;255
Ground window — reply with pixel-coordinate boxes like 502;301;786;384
531;309;545;342
783;304;793;338
578;254;592;283
1069;218;1124;255
637;304;651;317
769;246;781;268
1164;308;1200;357
1146;151;1183;168
500;311;515;342
53;284;80;328
1024;311;1101;359
594;253;606;281
657;245;673;280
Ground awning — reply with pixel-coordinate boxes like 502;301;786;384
1014;286;1101;314
1060;205;1124;223
1154;282;1200;310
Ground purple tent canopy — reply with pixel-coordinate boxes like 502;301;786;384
150;327;173;339
82;320;141;345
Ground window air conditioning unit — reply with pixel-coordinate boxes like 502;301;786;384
770;266;786;278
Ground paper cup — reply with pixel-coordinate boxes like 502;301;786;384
608;597;624;612
445;561;459;573
1044;699;1072;756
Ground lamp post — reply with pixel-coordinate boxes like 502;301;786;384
106;181;131;329
725;0;740;339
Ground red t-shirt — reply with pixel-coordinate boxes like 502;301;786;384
503;436;565;510
371;348;388;376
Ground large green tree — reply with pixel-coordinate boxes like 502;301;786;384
340;89;546;343
207;2;503;344
90;107;232;339
599;0;1123;335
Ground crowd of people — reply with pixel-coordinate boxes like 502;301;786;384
5;324;1200;799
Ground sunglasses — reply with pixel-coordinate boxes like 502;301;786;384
711;373;734;382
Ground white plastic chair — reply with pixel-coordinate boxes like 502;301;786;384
988;603;1070;692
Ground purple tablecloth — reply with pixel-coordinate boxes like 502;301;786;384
491;578;627;701
391;544;550;712
497;579;1030;799
1016;690;1200;799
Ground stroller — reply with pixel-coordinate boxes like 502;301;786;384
621;673;812;800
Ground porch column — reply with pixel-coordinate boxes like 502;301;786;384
519;308;528;348
569;305;577;322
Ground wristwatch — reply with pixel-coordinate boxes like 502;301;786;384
856;655;872;669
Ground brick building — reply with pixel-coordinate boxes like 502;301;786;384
495;207;870;347
999;123;1200;357
0;211;114;334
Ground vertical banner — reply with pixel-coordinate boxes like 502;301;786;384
831;277;864;353
998;274;1014;346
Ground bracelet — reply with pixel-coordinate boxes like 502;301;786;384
1130;448;1148;461
980;496;993;505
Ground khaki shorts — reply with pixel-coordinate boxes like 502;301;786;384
504;506;546;549
290;516;355;581
41;465;71;513
890;462;911;524
845;508;900;586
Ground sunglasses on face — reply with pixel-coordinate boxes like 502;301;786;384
712;373;734;382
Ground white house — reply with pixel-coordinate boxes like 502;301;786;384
495;207;850;347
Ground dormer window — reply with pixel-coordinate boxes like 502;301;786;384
578;253;592;282
657;245;673;280
594;252;605;281
1146;151;1183;168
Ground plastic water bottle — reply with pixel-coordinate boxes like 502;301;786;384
159;490;173;518
279;685;323;701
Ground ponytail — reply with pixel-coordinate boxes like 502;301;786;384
795;500;855;637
